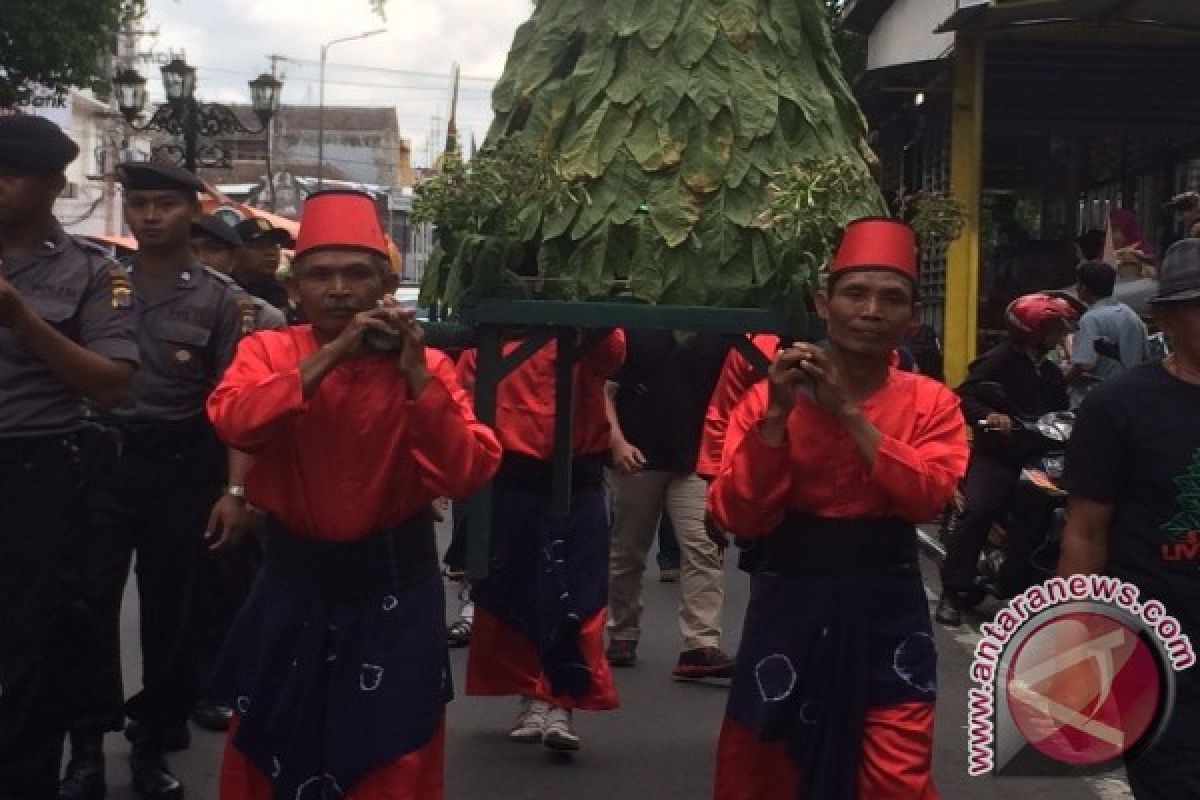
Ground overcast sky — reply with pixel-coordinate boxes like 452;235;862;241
141;0;533;166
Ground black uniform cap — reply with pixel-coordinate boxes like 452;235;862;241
0;114;80;174
191;214;243;247
117;161;205;193
235;217;295;247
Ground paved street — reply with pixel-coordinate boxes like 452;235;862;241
95;525;1133;799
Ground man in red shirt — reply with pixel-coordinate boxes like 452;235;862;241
206;190;501;800
460;329;625;751
709;219;969;799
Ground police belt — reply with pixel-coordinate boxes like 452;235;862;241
758;512;918;577
109;414;213;449
0;430;79;469
262;510;438;599
493;451;606;494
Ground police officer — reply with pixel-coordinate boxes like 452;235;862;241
60;162;248;800
0;116;139;799
192;214;286;330
187;212;282;735
232;216;296;320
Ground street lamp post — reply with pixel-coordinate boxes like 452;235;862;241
112;59;283;174
318;29;386;189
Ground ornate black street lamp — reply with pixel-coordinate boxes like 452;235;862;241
112;58;283;173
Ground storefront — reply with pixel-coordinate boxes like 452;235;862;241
845;0;1200;382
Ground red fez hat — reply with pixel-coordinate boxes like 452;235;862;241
830;218;918;282
295;190;388;259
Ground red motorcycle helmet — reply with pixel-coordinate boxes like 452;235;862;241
1005;293;1078;347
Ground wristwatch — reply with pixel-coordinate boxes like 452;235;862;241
225;484;247;499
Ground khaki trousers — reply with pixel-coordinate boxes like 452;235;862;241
607;469;724;650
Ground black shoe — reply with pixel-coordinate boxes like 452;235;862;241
189;701;232;733
125;721;190;752
935;592;963;627
130;744;183;800
60;732;106;800
672;647;736;681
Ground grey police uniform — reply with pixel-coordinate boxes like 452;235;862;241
202;265;287;332
82;259;246;739
0;228;139;432
0;227;139;797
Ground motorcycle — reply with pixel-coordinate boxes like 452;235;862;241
918;383;1076;607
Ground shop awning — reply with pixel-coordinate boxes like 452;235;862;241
938;0;1200;35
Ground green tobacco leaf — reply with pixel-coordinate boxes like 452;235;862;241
567;34;617;110
635;0;684;50
681;107;734;196
571;170;620;240
723;181;764;227
515;26;572;94
726;143;755;189
674;2;720;67
607;148;651;225
525;79;573;152
567;223;618;299
729;42;778;142
608;37;653;105
717;0;759;46
559;102;635;180
543;196;581;240
695;201;743;267
626;111;666;171
658;243;708;306
648;176;700;247
769;0;808;57
687;36;734;121
606;0;639;36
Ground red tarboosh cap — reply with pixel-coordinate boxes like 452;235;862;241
830;218;918;282
294;190;388;259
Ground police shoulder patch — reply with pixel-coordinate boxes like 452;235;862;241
235;294;258;335
106;262;134;309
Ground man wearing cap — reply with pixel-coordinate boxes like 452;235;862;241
207;189;500;799
192;214;286;331
188;212;285;737
233;217;295;321
709;218;968;799
61;161;248;800
0;115;140;800
1058;238;1200;799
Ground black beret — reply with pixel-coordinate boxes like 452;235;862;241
235;217;295;247
0;114;80;174
117;161;205;193
191;214;243;247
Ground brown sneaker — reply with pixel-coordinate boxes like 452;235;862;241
605;639;638;667
672;647;735;681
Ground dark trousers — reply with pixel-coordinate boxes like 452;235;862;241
78;420;224;737
194;537;260;702
995;480;1058;598
941;452;1020;594
0;436;89;798
1126;687;1200;798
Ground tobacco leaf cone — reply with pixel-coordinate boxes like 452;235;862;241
480;0;884;309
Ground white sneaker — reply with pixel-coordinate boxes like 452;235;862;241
509;696;550;743
542;706;580;751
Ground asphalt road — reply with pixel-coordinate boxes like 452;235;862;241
92;525;1132;799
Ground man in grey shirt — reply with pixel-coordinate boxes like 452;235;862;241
0;115;139;800
1069;260;1148;404
62;162;247;800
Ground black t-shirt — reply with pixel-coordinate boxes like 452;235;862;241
613;330;731;473
1063;362;1200;665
